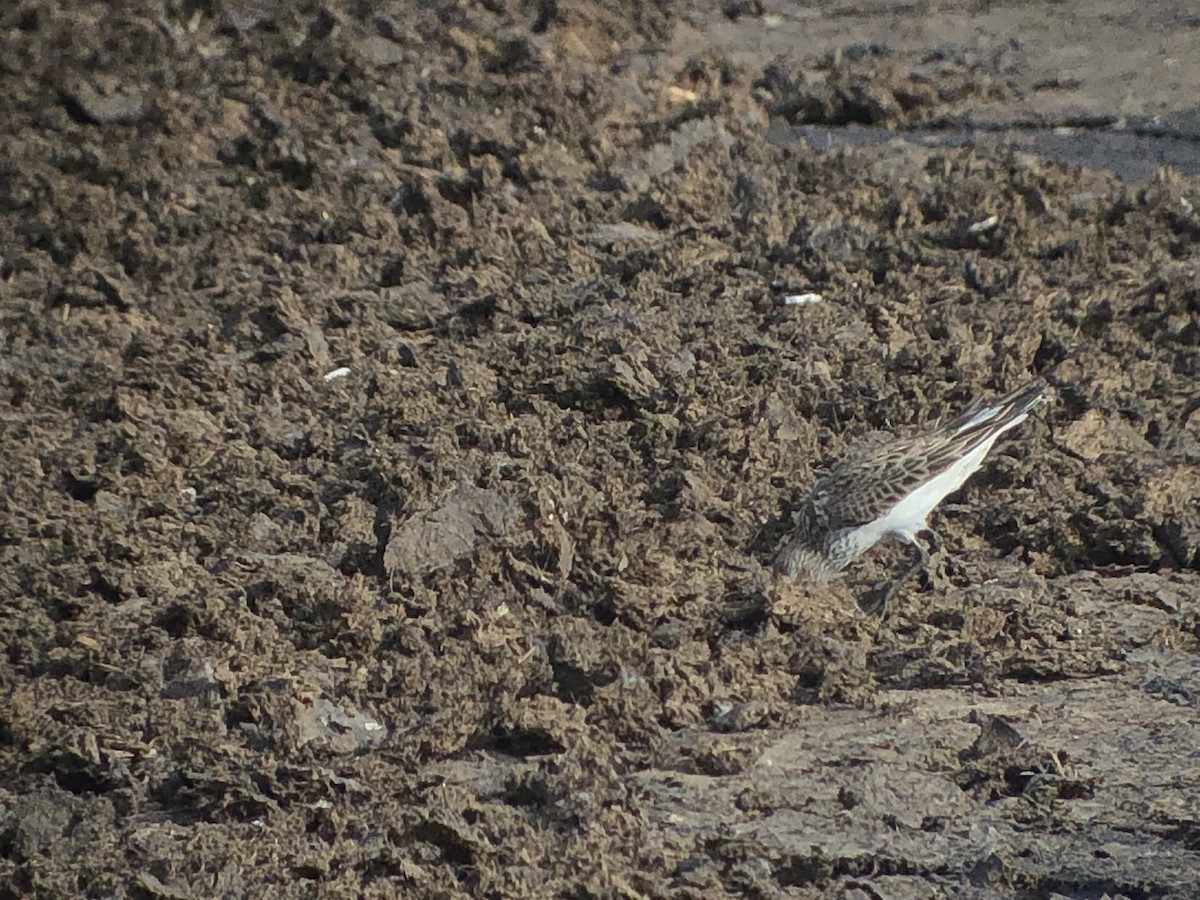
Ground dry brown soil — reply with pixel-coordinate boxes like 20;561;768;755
2;1;1199;897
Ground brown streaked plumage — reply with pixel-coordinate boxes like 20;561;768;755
776;380;1046;589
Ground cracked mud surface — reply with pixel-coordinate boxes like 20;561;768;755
2;1;1199;897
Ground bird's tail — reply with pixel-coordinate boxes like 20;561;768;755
952;379;1046;435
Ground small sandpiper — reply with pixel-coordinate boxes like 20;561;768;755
775;380;1046;606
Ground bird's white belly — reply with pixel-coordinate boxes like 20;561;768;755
846;419;1024;550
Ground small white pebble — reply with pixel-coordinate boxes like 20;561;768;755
967;215;999;235
782;292;823;306
323;366;351;383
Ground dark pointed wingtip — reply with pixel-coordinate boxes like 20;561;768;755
951;377;1048;436
983;378;1046;415
1009;378;1049;414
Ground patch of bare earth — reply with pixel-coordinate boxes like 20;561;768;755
1;1;1198;897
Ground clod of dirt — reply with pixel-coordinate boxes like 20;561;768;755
385;485;518;576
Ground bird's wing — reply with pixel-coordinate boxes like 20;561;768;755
813;380;1045;530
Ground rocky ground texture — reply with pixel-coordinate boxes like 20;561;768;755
1;1;1198;897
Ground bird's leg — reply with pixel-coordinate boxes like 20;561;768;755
890;538;930;595
925;529;944;557
863;534;936;617
922;529;946;585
